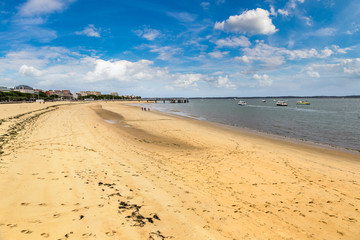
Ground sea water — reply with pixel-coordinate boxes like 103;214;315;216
145;98;360;152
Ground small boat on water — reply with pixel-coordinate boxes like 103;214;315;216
262;100;266;102
238;100;247;106
296;101;311;105
276;100;288;106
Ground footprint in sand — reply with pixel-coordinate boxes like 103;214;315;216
21;229;33;234
40;232;50;238
7;224;17;228
105;230;116;236
53;214;60;218
82;233;93;237
21;202;30;206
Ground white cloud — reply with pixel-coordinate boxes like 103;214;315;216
237;42;345;66
167;12;197;22
135;28;161;41
345;24;360;35
269;5;277;16
302;16;312;26
19;64;42;77
211;75;235;89
173;73;202;88
76;24;101;38
173;74;235;89
278;0;311;26
320;48;333;58
200;2;210;9
253;74;272;87
278;9;289;16
149;46;182;61
85;59;170;82
214;8;277;35
332;45;351;54
305;67;320;78
303;59;360;79
340;59;360;76
215;36;251;48
208;51;229;58
235;55;251;63
18;0;75;17
310;27;336;36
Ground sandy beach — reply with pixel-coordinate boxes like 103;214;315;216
0;101;359;240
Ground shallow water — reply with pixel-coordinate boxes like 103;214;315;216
144;98;360;151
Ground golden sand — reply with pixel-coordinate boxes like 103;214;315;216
0;102;359;240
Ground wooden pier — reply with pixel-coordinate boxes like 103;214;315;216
144;98;189;103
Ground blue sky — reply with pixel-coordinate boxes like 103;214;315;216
0;0;359;97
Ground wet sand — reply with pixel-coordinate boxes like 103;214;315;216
0;102;359;240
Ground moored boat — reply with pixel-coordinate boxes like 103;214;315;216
276;100;288;106
238;100;247;106
296;101;311;105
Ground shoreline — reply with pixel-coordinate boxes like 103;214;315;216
136;102;360;157
138;101;360;156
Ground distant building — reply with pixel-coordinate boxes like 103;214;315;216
45;90;54;97
73;93;81;99
110;92;119;96
14;85;34;94
80;91;102;96
53;90;72;99
0;86;10;92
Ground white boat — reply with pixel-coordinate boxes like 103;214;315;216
238;100;247;106
261;100;266;102
276;100;288;106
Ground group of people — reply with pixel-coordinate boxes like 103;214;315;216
141;107;150;111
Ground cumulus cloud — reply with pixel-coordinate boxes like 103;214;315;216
19;64;42;77
18;0;75;17
215;36;251;48
214;8;277;35
135;28;161;41
76;24;101;38
211;75;235;89
85;59;167;82
253;74;272;87
2;47;237;93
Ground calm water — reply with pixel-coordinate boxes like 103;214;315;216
145;98;360;151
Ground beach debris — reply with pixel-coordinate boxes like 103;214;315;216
148;231;170;240
118;201;160;227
